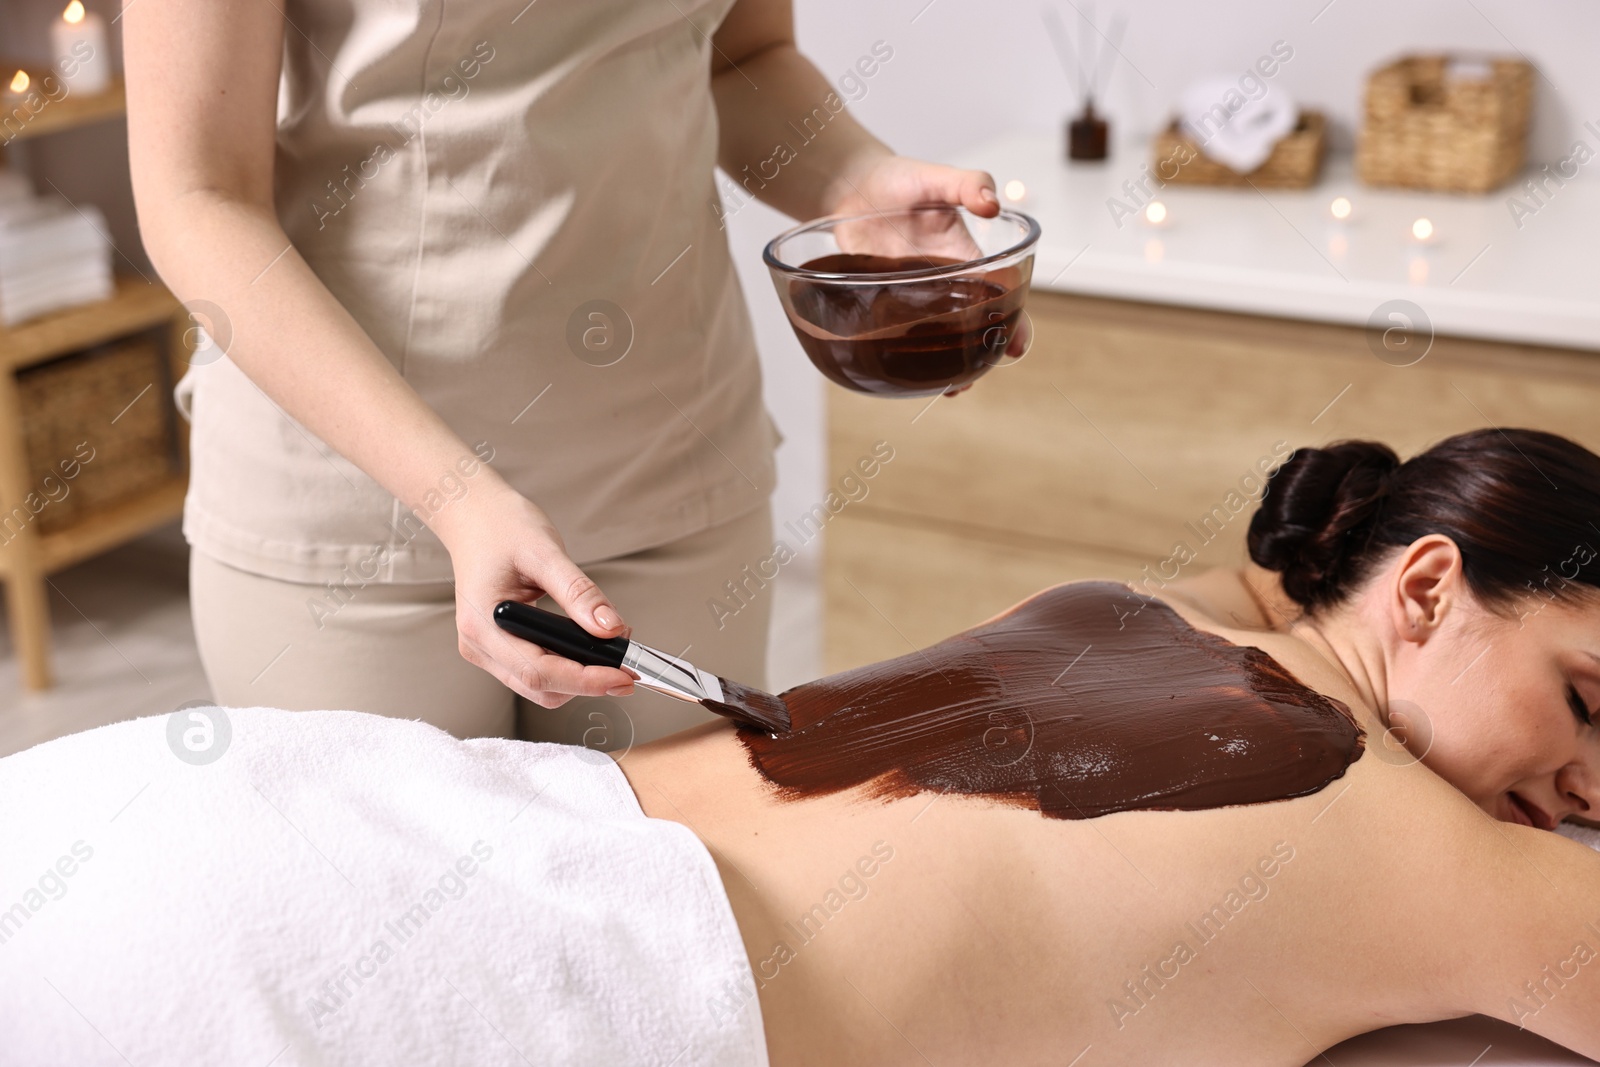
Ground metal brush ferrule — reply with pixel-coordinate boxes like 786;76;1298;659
620;642;726;704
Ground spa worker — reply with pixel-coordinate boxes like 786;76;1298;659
125;1;1016;741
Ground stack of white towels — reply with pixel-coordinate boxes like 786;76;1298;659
0;167;113;328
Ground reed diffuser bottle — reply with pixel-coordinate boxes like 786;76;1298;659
1044;4;1124;163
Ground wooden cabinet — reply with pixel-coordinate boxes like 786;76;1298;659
1;74;193;690
824;289;1600;672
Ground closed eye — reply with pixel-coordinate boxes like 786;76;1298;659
1568;684;1593;727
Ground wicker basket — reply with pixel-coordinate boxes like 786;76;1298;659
1357;55;1533;192
1152;110;1326;188
14;336;178;534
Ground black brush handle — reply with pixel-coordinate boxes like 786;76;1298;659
493;601;631;668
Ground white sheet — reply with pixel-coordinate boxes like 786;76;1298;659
2;706;1593;1065
0;707;768;1066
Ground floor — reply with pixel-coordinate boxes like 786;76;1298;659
0;518;821;758
0;523;206;757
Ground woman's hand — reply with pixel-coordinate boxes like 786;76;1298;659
824;152;1033;390
706;30;1030;382
823;151;1003;225
435;481;636;708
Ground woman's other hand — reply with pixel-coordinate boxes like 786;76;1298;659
436;482;636;708
825;153;1033;389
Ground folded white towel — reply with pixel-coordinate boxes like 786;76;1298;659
0;266;112;326
0;199;110;270
0;195;113;325
1177;76;1299;174
0;708;769;1066
0;258;112;301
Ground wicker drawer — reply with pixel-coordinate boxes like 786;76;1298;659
13;336;178;534
1153;111;1326;188
1357;55;1533;193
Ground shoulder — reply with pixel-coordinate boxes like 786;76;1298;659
1158;563;1305;634
1150;575;1600;1040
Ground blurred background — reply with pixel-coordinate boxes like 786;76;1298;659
3;0;1599;757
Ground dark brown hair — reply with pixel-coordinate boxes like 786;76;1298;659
1247;428;1600;613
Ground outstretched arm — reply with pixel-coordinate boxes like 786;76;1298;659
1463;825;1600;1058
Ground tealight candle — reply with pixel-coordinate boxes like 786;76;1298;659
4;69;31;104
52;1;110;95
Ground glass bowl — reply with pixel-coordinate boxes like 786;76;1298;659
763;204;1040;398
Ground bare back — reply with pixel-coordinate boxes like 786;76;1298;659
617;577;1600;1066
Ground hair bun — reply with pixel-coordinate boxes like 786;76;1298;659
1248;440;1402;611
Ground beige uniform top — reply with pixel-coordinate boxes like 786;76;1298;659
177;0;779;584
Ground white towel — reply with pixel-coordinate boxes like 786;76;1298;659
0;201;110;268
0;196;114;326
0;707;769;1066
1558;820;1600;851
0;262;112;326
1177;76;1299;174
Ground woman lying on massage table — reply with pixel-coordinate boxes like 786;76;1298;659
3;427;1598;1067
619;427;1600;1065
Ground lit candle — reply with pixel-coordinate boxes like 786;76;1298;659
1329;196;1353;221
52;1;110;96
3;70;31;106
1142;200;1169;227
1410;217;1435;244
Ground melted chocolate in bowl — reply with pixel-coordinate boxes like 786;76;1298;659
785;253;1026;397
741;582;1366;820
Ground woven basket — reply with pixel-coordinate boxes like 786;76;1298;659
14;337;178;534
1153;110;1326;188
1357;55;1533;192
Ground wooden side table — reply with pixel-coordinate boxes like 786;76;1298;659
1;69;194;690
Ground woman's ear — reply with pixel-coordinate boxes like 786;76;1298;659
1389;535;1465;644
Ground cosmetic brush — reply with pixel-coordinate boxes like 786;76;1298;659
492;600;791;733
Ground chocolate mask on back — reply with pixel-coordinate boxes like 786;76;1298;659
741;582;1365;820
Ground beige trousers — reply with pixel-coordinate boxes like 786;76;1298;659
188;507;774;746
